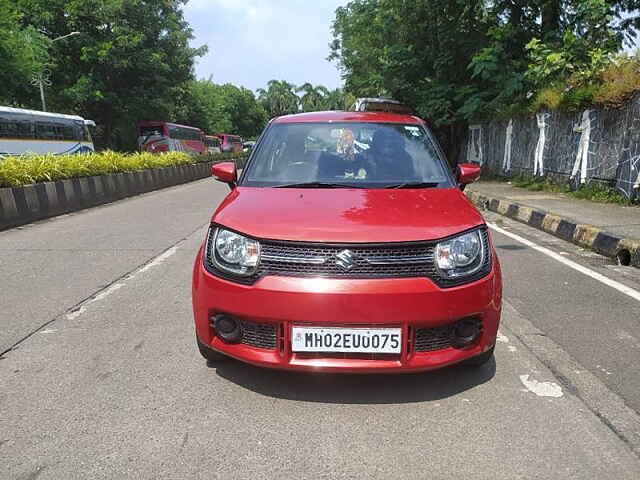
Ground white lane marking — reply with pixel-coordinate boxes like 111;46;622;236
138;246;178;274
92;283;124;302
508;346;517;352
496;332;509;343
64;246;179;321
488;222;640;303
66;306;86;320
519;374;563;397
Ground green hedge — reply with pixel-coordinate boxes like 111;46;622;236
0;151;247;188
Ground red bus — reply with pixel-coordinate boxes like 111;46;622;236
137;121;206;155
216;133;243;153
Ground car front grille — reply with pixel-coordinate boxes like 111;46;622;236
258;241;437;279
240;320;277;350
205;227;491;287
414;324;457;352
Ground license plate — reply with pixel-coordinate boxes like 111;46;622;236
291;326;402;354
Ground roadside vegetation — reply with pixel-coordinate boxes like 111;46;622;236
509;175;633;205
329;1;640;157
0;1;350;151
0;151;246;188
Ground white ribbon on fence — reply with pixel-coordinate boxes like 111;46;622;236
467;125;483;166
503;118;513;173
571;110;592;184
533;113;549;176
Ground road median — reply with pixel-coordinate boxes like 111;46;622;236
0;153;247;231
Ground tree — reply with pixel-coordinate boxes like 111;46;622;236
14;0;206;150
297;83;330;112
257;80;300;117
329;0;640;158
0;0;48;105
175;79;267;138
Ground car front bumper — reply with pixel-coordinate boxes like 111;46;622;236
192;247;502;373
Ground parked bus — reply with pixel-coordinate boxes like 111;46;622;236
204;135;222;154
137;121;206;155
216;133;243;153
0;106;95;156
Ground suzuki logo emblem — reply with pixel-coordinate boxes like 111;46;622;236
335;250;357;271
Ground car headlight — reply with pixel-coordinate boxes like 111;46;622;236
435;229;486;279
208;227;260;276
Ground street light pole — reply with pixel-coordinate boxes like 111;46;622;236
31;32;81;112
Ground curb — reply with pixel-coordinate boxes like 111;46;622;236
0;157;246;232
466;190;640;268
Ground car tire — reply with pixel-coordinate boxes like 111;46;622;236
197;338;227;364
463;346;495;367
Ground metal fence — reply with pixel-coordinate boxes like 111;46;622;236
459;94;640;200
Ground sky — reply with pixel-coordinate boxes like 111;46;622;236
183;0;348;93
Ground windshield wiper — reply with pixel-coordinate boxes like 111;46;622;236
274;181;366;189
383;182;440;189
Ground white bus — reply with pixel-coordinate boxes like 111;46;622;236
0;106;95;156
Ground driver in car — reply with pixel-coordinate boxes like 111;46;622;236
358;128;415;180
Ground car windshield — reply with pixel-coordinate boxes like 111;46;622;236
242;122;454;188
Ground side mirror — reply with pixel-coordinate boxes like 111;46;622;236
211;162;237;188
457;163;481;190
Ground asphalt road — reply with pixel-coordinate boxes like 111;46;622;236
2;179;640;479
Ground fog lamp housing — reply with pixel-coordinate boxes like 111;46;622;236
211;314;242;343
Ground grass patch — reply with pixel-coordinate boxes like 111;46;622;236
567;182;631;204
509;175;633;205
0;151;246;188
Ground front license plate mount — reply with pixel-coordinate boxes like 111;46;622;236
291;326;402;354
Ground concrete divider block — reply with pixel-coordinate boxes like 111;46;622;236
515;205;533;223
132;171;144;194
592;231;622;257
142;170;153;193
0;188;19;221
23;185;41;217
34;184;50;217
54;181;68;211
149;170;159;189
102;174;117;201
92;176;105;203
44;182;59;213
555;220;577;242
114;173;127;198
78;177;91;203
541;214;563;235
66;179;79;209
573;225;600;249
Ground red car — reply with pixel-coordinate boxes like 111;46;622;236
193;111;502;373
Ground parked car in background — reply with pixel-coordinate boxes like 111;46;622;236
137;121;206;155
216;133;243;153
193;110;501;373
352;98;413;115
243;141;256;153
205;135;222;154
0;106;95;156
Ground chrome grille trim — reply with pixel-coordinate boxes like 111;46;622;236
365;255;434;265
261;254;328;264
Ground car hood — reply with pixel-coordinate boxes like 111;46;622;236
212;187;485;243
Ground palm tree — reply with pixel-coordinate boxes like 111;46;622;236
257;80;299;118
297;83;330;112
